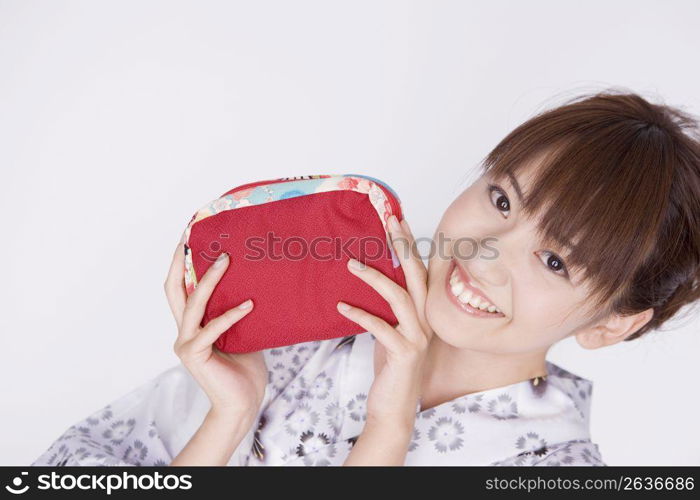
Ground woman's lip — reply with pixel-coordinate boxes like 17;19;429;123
445;259;505;318
453;260;501;308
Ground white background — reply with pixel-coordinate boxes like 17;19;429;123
1;0;699;466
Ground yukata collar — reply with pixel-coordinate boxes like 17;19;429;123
335;331;594;447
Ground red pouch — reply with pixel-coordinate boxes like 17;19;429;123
183;174;406;353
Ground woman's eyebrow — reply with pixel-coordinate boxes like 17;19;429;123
505;172;524;202
548;235;575;257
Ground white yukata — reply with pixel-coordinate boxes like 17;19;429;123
32;332;605;466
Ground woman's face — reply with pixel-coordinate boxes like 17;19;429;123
424;161;600;355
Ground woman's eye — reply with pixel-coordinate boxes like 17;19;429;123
537;250;569;278
488;184;510;217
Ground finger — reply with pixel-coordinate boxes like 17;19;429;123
346;258;423;341
164;235;187;329
189;299;254;352
388;217;432;338
388;217;429;327
181;252;230;339
387;216;428;302
336;301;405;353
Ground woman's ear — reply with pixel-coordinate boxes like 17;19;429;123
575;308;654;349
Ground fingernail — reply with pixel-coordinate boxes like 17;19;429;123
214;252;229;267
388;215;401;232
337;301;351;312
238;299;253;309
348;258;366;271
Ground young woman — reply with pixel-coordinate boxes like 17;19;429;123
32;90;700;466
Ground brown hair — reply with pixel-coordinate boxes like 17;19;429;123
479;89;700;340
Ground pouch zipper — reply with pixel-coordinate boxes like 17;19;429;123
220;174;402;220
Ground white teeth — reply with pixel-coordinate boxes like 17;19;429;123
449;264;502;314
458;290;473;303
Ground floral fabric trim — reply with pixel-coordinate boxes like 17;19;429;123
183;175;401;294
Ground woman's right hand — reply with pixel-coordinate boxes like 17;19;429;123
164;235;268;418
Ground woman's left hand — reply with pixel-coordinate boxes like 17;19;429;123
337;214;433;430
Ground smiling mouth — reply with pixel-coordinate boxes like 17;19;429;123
445;258;505;318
